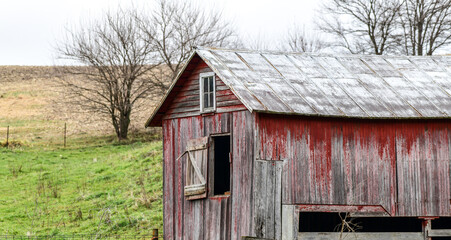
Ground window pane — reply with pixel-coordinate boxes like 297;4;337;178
209;77;214;92
204;93;209;107
209;92;214;107
203;77;209;92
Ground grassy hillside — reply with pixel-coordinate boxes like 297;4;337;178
0;66;164;236
0;136;163;236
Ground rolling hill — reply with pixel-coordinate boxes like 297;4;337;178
0;66;164;237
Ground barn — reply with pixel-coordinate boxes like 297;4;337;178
145;47;451;240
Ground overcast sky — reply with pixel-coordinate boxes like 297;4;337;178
0;0;320;66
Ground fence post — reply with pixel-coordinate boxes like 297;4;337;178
64;122;67;148
152;229;158;240
6;125;9;147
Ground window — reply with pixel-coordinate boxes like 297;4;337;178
210;135;231;196
183;134;231;200
200;72;216;112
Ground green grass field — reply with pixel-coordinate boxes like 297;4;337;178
0;135;163;236
0;66;163;237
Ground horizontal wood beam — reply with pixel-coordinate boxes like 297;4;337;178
428;229;451;237
241;237;274;240
296;204;389;214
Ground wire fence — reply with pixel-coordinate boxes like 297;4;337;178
0;123;73;147
0;233;163;239
0;123;161;148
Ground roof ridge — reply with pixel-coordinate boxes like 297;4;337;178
195;46;451;59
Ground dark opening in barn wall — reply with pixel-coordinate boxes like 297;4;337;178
213;135;230;195
299;212;423;232
432;217;451;229
431;218;451;240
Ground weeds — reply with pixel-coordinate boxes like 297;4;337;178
1;140;24;148
335;212;362;239
9;164;23;178
47;178;60;198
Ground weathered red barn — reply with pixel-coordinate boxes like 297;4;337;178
146;47;451;240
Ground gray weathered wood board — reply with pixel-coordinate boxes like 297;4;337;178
253;159;283;240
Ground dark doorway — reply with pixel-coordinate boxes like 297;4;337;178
212;135;230;195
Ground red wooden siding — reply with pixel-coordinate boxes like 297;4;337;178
231;111;255;239
163;57;246;120
256;113;451;217
162;111;254;239
396;124;451;216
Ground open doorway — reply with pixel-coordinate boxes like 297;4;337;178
211;135;230;196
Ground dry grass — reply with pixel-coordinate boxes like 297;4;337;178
0;66;160;144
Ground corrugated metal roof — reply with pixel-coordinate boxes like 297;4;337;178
195;47;451;118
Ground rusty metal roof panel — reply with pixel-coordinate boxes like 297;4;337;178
195;47;451;119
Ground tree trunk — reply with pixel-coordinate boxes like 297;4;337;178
118;112;131;140
417;21;423;55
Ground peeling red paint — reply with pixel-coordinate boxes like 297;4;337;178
256;113;451;217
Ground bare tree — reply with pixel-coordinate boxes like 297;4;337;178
56;8;164;140
139;0;239;81
244;32;277;51
319;0;402;55
399;0;451;55
284;25;328;53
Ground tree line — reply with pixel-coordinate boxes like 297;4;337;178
55;0;451;140
320;0;451;55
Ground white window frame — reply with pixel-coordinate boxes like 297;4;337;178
199;72;216;113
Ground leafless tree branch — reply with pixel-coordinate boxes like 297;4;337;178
138;0;240;81
55;7;163;140
283;25;329;53
399;0;451;55
318;0;402;55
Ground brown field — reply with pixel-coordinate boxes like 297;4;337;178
0;66;159;145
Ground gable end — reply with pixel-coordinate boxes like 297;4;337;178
146;53;246;127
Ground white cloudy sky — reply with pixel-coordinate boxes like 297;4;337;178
0;0;321;66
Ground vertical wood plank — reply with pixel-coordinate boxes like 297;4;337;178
253;160;267;238
274;161;283;240
449;128;451;208
253;159;283;239
282;205;298;240
231;111;255;239
163;120;174;239
266;161;275;238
